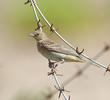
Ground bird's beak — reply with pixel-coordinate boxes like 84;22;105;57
29;33;36;37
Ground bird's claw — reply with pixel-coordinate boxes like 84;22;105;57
48;59;58;69
48;60;63;76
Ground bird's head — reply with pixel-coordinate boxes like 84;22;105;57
29;30;48;41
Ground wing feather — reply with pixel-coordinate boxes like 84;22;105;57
39;39;81;58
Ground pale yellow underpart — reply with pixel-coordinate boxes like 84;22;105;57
40;50;83;62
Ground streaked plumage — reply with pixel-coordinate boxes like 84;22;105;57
30;30;84;62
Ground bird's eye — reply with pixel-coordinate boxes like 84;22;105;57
34;34;37;37
37;33;40;36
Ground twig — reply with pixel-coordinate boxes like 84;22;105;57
27;0;110;99
48;60;69;100
32;0;108;70
30;0;42;31
62;44;109;87
47;44;110;98
29;1;69;100
53;73;68;100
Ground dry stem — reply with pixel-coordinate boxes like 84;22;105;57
32;0;108;70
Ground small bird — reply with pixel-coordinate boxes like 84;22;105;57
30;30;84;63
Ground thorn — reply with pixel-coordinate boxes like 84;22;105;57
48;69;56;76
76;47;84;55
54;86;70;98
58;91;62;98
37;19;43;29
24;0;30;5
48;68;63;76
35;19;43;31
50;24;56;33
54;86;64;98
104;64;110;75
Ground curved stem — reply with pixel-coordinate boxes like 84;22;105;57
53;73;68;100
32;0;107;70
30;0;42;31
30;1;69;100
51;46;108;96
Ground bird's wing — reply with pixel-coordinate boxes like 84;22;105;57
40;39;81;58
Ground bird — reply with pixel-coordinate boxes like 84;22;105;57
30;30;84;63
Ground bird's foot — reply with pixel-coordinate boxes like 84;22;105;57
48;60;57;76
48;60;64;76
48;59;58;69
48;59;64;69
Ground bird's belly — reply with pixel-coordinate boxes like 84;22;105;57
37;44;82;62
48;52;65;61
38;48;64;61
40;51;63;61
39;50;75;62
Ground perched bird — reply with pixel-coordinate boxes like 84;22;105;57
30;30;84;63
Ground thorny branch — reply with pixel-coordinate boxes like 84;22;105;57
31;0;110;71
25;0;110;99
26;1;70;99
62;44;110;86
29;0;42;31
48;60;69;100
46;44;110;98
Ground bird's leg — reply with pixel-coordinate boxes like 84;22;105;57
48;59;64;76
48;59;64;69
48;59;58;69
48;59;57;76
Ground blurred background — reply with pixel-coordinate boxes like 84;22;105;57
0;0;110;100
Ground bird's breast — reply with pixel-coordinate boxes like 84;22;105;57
37;43;52;59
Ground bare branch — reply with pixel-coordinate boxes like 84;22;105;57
48;60;69;100
32;0;109;71
26;0;110;99
30;0;42;32
47;44;110;98
29;1;69;100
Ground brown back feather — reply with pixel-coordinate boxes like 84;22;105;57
38;39;81;58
